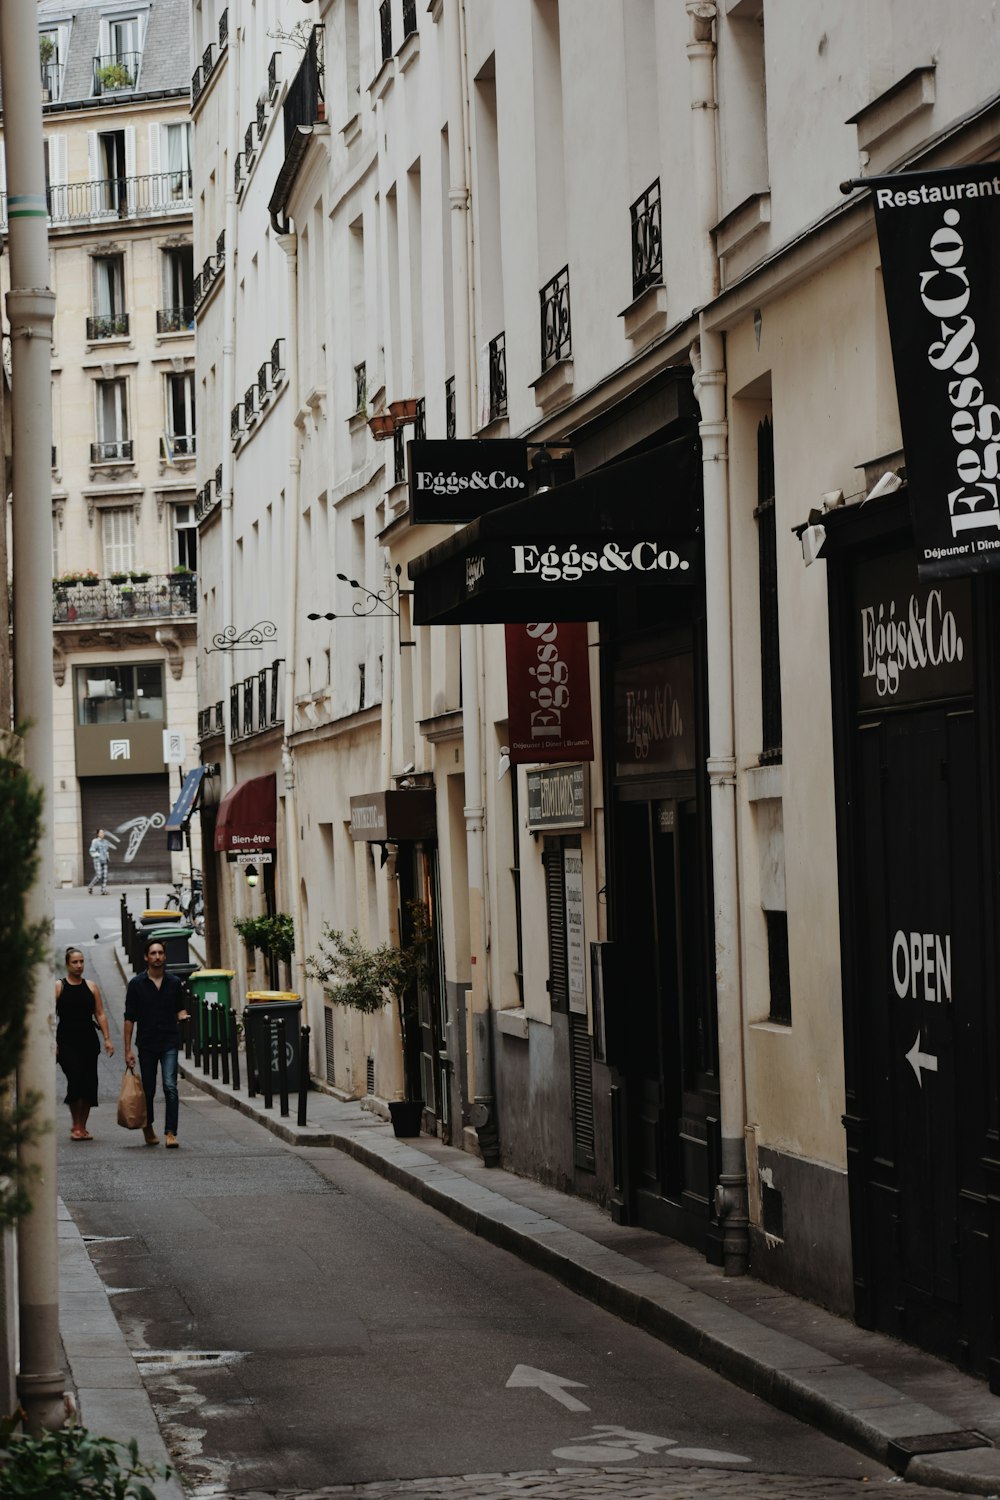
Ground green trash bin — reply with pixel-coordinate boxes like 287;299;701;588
188;969;235;1048
245;993;302;1093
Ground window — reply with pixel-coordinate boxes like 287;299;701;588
160;246;194;331
166;371;196;456
766;909;791;1025
755;416;781;762
94;14;143;94
173;501;198;571
164;123;191;201
74;662;164;726
90;254;128;339
97;130;128;215
94;378;130;461
39;31;62;101
101;506;135;576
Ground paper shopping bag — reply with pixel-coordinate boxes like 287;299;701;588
117;1065;147;1130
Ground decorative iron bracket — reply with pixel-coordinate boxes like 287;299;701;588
308;565;414;647
204;620;278;654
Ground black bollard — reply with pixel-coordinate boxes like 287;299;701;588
220;1007;230;1086
297;1026;310;1126
261;1011;274;1110
245;1013;256;1099
182;1012;192;1062
229;1009;241;1092
209;1003;220;1081
201;998;211;1076
276;1017;289;1118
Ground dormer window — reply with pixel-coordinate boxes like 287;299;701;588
93;11;146;96
39;31;63;102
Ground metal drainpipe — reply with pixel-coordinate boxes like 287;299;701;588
445;0;497;1162
220;18;241;982
1;0;64;1429
687;1;749;1275
276;228;308;1056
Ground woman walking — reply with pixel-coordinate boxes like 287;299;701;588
56;947;114;1140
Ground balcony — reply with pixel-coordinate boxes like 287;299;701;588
92;51;141;96
268;27;324;221
488;331;507;422
230;404;243;440
630;179;662;300
53;572;196;626
86;312;130;341
540;265;572;373
379;0;392;63
198;701;225;741
166;433;196;459
40;60;63;102
91;439;133;464
202;43;215;85
258;362;270;405
230;659;284;740
268;51;280;101
402;0;417;40
244;384;256;424
1;171;193;233
196;480;220;524
157;305;194;334
219;9;229;49
257;94;267;141
271;338;285;385
445;375;456;440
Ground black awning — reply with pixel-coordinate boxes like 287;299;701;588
409;437;702;626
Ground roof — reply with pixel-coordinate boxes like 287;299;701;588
13;0;192;112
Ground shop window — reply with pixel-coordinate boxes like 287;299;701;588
74;662;164;726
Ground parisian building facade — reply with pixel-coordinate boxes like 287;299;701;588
1;0;201;888
190;0;1000;1388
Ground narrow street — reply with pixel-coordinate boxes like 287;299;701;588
53;893;960;1500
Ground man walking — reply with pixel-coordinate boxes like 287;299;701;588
87;828;110;894
123;938;190;1147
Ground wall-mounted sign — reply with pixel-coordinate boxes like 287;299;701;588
613;652;696;778
854;552;973;708
564;847;587;1015
869;163;1000;579
236;851;273;866
349;789;437;842
163;730;185;764
408;438;529;524
505;621;594;764
75;720;168;777
526;763;590;830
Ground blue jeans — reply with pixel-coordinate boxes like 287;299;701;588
138;1046;179;1135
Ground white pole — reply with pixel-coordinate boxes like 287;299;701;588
0;0;65;1428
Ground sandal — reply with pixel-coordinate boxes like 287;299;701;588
70;1130;93;1141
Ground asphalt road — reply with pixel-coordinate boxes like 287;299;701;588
55;892;957;1500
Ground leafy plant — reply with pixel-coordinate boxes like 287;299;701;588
234;911;295;965
54;572;84;586
128;569;149;582
172;564;193;575
0;732;51;1225
108;572;128;585
97;61;132;89
0;1423;169;1499
306;901;431;1100
38;35;55;65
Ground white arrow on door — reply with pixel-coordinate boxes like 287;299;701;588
905;1030;938;1087
506;1364;590;1411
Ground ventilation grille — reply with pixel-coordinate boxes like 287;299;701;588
366;1054;375;1097
324;1007;335;1084
569;1012;595;1171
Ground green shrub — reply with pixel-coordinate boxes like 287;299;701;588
0;1424;169;1499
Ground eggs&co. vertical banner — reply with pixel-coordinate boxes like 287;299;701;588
504;622;594;764
869;163;1000;578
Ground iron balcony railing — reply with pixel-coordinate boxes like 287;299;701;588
230;404;243;439
53;571;196;626
355;362;367;413
258;362;270;404
234;153;244;194
445;376;456;440
202;43;215;84
271;338;285;384
91;439;133;464
257;93;267;141
1;170;193;232
87;312;129;341
540;264;572;372
379;0;392;62
283;26;324;156
217;229;226;263
245;123;256;166
630;179;662;300
157;305;194;333
393;427;406;486
219;9;229;48
230;660;284;740
403;0;417;39
41;60;63;100
198;701;225;740
488;331;507;421
215;462;223;492
168;433;196;457
244;384;256;422
92;51;140;96
191;65;202;105
196;480;220;524
414;396;426;441
268;51;280;100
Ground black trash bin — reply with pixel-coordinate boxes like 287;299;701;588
144;924;194;966
244;994;302;1093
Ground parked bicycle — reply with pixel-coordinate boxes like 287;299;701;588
165;869;204;932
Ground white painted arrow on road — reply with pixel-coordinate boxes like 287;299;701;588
506;1364;590;1411
905;1031;938;1087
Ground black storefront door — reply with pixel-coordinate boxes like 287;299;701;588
615;792;719;1247
856;706;973;1338
827;506;1000;1383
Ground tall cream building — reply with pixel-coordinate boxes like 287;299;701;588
192;0;1000;1386
1;0;199;887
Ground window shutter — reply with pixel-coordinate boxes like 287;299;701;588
148;124;162;179
543;837;568;1011
124;126;137;183
569;1013;596;1171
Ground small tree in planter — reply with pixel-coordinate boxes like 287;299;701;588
306;900;431;1134
233;911;294;989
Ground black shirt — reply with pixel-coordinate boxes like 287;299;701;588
124;969;187;1051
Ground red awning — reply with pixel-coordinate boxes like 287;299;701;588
214;772;277;855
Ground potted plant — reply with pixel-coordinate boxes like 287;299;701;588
306;900;431;1135
129;567;150;583
234;911;295;987
80;569;101;587
367;411;396;442
38;35;55;66
97;59;133;90
54;570;84;587
108;571;129;585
